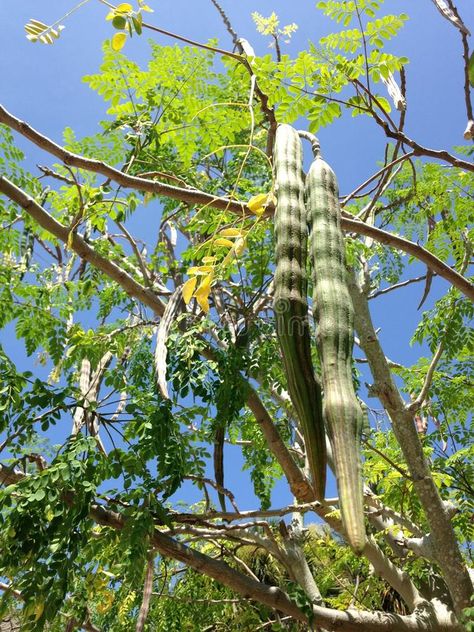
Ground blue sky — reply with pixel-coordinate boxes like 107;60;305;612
0;1;472;511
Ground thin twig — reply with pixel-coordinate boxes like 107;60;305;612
407;343;445;413
342;151;415;206
115;219;152;287
369;274;428;299
361;437;411;479
446;1;474;139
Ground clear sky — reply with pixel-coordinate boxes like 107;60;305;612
0;0;472;510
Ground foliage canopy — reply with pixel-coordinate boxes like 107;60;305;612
0;1;473;630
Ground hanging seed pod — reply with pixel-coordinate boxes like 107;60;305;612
273;124;326;500
305;139;366;552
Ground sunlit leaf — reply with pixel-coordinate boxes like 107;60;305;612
247;192;269;215
194;273;213;314
116;3;134;13
182;277;197;304
195;273;213;293
214;238;234;248
195;294;210;313
132;14;143;35
219;228;242;238
112;32;127;51
112;15;127;30
187;265;214;275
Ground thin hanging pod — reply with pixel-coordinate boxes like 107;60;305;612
305;138;366;552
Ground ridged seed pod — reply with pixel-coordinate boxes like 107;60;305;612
305;141;366;552
273;124;326;500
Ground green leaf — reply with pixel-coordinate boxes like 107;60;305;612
469;51;474;88
112;15;127;30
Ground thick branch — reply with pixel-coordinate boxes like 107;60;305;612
341;217;474;301
348;274;473;616
0;104;248;216
246;388;315;502
1;104;472;300
0;464;463;632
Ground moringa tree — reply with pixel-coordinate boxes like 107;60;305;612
0;1;473;630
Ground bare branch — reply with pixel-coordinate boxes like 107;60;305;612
369;275;428;299
209;0;239;47
342;152;415;206
407;343;445;413
444;0;474;138
246;387;315;502
368;109;474;172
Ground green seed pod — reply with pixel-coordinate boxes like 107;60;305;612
305;143;366;552
273;124;326;500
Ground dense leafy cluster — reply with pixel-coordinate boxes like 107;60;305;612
0;0;472;629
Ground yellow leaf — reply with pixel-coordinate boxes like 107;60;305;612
195;273;213;293
34;602;45;621
182;277;197;304
187;265;214;275
195;294;210;313
219;228;241;238
253;206;266;217
139;3;154;12
214;238;234;248
112;32;127;51
116;3;133;13
193;273;213;313
247;192;269;213
234;237;246;256
202;256;217;264
97;590;114;614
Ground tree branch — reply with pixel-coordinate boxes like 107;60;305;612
246;387;315;502
342;151;415;206
0;175;167;316
0;105;249;216
0;464;464;632
348;272;474;616
431;1;473;138
341;216;474;301
1;104;472;300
